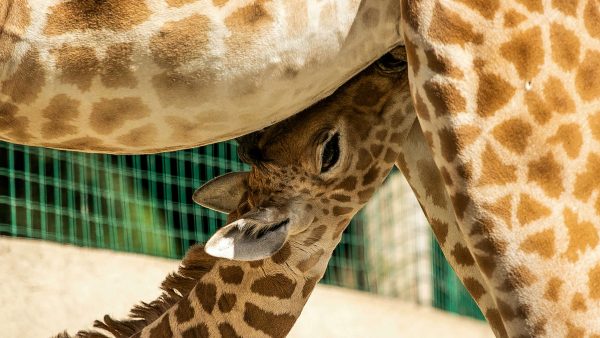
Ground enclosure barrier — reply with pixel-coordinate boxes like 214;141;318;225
0;140;482;320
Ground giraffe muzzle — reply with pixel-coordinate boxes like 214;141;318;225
204;208;292;261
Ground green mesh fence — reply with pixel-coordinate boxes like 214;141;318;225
0;140;481;320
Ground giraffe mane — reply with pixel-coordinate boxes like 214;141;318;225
62;244;218;338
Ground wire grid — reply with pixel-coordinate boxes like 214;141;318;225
0;140;482;319
0;141;369;289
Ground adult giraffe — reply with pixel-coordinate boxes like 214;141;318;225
400;0;600;337
0;0;401;153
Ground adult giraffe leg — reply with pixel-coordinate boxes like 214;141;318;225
401;0;600;337
396;118;507;336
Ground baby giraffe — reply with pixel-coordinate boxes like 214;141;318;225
62;48;414;338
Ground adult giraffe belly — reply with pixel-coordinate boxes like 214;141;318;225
0;0;402;154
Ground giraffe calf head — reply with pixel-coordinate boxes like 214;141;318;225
194;48;412;262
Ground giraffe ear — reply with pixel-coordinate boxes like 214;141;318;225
193;172;249;214
204;215;289;261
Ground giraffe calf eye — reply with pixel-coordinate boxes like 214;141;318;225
321;133;340;174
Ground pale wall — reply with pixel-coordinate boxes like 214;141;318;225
0;237;493;338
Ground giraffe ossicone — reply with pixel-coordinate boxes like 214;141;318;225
58;49;414;338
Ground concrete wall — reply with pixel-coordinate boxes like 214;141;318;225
1;237;493;338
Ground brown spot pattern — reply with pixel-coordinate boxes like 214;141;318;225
194;282;217;314
332;206;353;216
218;322;242;338
520;229;555;258
485;309;508;338
451;192;470;220
423;80;466;116
503;9;527;27
271;242;291;264
362;166;380;186
543;277;563;302
89;97;150;135
334;176;357;191
478;144;517;186
101;43;137;88
500;27;544;79
414;92;430;120
297;248;325;272
181;324;209;338
462;277;486;300
250;273;296;299
430;218;449;245
516;194;551;226
496;298;516;321
428;2;483;46
563;208;599;262
218;293;237;313
331;193;351;203
552;0;579;16
0;0;30;63
545;77;575;114
493;118;532;154
355;148;372;171
167;0;197;7
0;101;31;142
44;0;151;35
438;128;460;162
451;243;475;266
502;265;537;292
117;124;158;147
152;70;213;108
358;187;376;203
456;0;499;18
527;152;564;198
303;225;327;246
590;112;600;142
148;315;172;338
571;292;587;311
150;14;210;70
425;49;463;78
573;153;600;201
476;72;515;117
41;95;80;139
516;0;543;12
548;124;583;158
370;144;383;158
590;264;600;299
550;23;580;71
55;46;99;91
175;297;195;323
584;0;600;38
302;276;319;298
576;51;600;101
225;1;273;49
525;90;552;124
417;159;447;208
1;48;45;104
483;195;512;229
244;302;296;338
219;265;244;284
